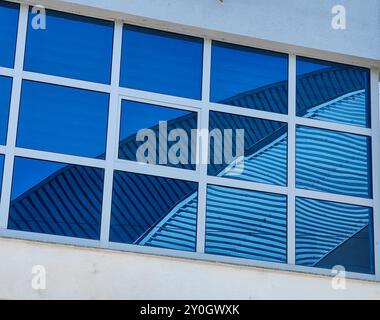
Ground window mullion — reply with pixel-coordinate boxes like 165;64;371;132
0;4;28;228
287;54;297;265
370;68;380;280
196;38;212;253
99;21;123;247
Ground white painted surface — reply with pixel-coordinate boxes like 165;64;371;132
0;238;379;300
18;0;380;65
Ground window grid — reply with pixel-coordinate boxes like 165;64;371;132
0;2;377;281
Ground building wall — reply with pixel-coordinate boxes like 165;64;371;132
21;0;380;64
0;237;379;300
0;0;378;300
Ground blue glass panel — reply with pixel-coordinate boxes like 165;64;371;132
8;157;104;240
0;76;12;145
120;25;203;99
205;185;287;263
297;57;370;128
110;171;198;252
296;197;374;274
211;41;288;113
208;111;287;186
0;1;19;68
296;126;371;198
24;9;114;84
17;81;109;158
119;100;197;170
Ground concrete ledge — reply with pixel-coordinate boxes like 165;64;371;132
0;237;379;299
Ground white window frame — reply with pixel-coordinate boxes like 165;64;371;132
0;1;378;282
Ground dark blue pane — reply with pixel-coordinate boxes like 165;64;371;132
119;100;197;170
24;9;114;83
208;111;287;186
0;1;19;68
296;126;372;198
0;76;12;145
297;57;370;128
296;197;374;274
211;41;288;113
110;171;198;252
205;185;287;263
17;81;109;158
120;25;203;99
8;157;104;240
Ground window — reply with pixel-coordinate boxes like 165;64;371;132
0;1;19;68
0;75;12;145
119;100;197;170
120;25;203;99
296;197;374;274
296;126;371;198
17;81;109;158
297;57;370;128
211;41;288;113
205;185;287;263
110;171;198;252
24;9;114;84
0;2;376;281
8;157;104;240
208;111;287;186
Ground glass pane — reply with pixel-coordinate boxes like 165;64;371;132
119;100;197;170
120;25;203;99
110;171;198;252
0;75;12;145
17;81;109;159
211;41;288;113
208;111;287;186
205;185;287;263
24;9;114;84
296;197;374;274
8;157;104;240
296;126;371;198
297;57;370;128
0;1;19;68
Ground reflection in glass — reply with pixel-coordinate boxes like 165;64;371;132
205;185;287;263
296;57;370;128
17;81;109;158
296;126;371;198
24;9;114;83
0;1;19;68
120;25;203;99
211;41;288;113
119;100;197;170
0;76;12;145
208;111;287;186
110;171;198;252
296;197;374;274
8;157;104;240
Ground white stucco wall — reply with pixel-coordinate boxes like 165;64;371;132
19;0;380;65
0;238;379;300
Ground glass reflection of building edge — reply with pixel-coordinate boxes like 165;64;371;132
8;63;374;274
